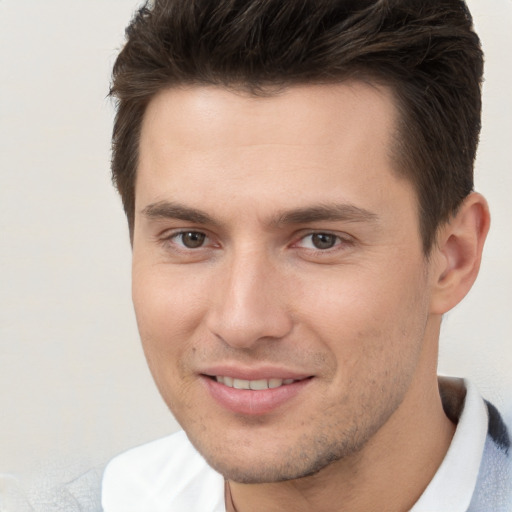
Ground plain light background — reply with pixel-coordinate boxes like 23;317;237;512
0;0;511;501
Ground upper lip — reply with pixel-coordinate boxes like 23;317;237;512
199;365;312;381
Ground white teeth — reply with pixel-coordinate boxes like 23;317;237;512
249;379;269;390
268;378;283;389
215;376;297;389
233;378;251;390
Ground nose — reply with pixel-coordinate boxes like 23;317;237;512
205;249;293;349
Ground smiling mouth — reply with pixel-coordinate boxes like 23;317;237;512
203;374;313;414
211;376;309;390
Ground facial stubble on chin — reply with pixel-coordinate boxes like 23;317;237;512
195;395;402;485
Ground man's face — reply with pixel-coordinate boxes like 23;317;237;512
132;83;439;483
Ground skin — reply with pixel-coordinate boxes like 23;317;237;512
131;82;489;511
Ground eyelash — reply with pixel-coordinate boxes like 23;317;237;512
159;229;353;255
295;232;343;250
161;230;214;251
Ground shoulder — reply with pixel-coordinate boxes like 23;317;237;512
102;431;225;512
469;399;512;511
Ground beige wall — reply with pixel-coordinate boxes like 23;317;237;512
0;0;511;506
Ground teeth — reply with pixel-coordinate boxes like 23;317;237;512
215;376;298;389
233;378;251;390
249;379;269;390
268;378;283;389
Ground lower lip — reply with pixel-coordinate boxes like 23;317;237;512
202;376;311;416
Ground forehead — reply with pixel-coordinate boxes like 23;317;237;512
136;82;413;222
140;81;398;154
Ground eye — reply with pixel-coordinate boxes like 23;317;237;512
298;233;341;250
310;233;338;250
174;231;207;249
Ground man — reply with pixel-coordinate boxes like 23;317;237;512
101;0;511;510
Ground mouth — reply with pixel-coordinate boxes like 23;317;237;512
202;373;313;415
212;376;304;390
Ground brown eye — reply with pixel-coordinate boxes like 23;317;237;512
180;232;206;248
311;233;337;249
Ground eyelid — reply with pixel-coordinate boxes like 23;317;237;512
159;228;217;250
292;230;355;251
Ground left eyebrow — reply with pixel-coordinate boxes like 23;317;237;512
271;204;379;226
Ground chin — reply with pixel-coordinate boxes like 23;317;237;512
209;460;325;484
193;432;363;484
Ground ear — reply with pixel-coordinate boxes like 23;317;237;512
429;192;490;315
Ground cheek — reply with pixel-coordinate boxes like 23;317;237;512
131;266;209;388
133;264;206;336
132;272;206;420
296;260;429;366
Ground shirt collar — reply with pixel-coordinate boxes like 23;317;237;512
411;378;488;512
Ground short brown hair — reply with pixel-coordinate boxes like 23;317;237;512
110;0;483;252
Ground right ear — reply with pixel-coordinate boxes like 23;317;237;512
428;192;490;316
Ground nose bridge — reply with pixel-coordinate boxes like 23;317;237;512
206;244;292;348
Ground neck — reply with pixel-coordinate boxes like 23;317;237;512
226;355;455;512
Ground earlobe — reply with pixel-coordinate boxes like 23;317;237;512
430;192;490;315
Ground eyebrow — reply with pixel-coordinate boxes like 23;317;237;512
142;201;216;225
141;201;378;227
272;204;379;226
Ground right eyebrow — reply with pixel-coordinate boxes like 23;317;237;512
141;201;215;225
